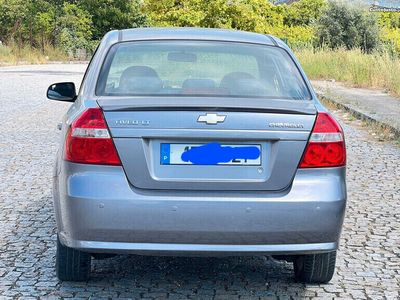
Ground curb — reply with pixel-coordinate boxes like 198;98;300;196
317;93;400;139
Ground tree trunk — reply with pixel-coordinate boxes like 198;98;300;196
10;19;22;43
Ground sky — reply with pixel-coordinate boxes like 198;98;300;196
371;0;400;7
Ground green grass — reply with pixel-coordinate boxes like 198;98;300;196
295;48;400;97
0;43;68;65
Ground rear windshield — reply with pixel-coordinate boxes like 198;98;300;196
96;41;311;100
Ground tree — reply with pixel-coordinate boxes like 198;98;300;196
0;0;29;44
284;0;327;26
79;0;147;40
143;0;210;27
57;3;93;56
142;0;316;47
316;1;379;52
0;0;58;48
34;10;56;50
143;0;283;29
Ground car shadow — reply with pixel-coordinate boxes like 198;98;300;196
59;254;308;298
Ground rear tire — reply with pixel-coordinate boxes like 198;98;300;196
56;235;91;281
293;251;336;283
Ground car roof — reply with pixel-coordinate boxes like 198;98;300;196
116;27;277;46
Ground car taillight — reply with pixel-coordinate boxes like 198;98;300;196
299;112;346;168
64;108;121;165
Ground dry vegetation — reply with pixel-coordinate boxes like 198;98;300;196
0;44;68;66
296;48;400;97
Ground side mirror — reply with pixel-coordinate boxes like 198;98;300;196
47;82;77;102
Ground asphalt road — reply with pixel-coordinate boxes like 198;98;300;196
0;64;399;299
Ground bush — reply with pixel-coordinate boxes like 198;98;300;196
379;27;400;55
378;12;400;55
316;1;380;52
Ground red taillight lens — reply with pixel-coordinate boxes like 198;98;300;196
299;112;346;168
64;108;121;165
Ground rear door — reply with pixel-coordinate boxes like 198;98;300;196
99;97;316;191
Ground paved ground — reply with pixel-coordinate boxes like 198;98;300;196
312;80;400;136
0;64;399;299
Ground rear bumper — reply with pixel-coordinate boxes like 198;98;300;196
54;163;346;256
65;240;337;256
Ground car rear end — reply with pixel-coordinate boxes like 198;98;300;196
52;28;346;282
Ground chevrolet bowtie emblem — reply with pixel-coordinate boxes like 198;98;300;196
197;113;226;125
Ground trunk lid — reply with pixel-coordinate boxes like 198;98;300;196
99;96;316;191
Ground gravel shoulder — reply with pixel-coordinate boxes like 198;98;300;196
0;65;399;299
312;80;400;137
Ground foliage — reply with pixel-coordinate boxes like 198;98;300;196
379;27;400;54
316;1;380;52
143;0;230;28
0;0;146;58
142;0;323;46
378;12;400;54
283;0;328;26
79;0;147;40
378;11;400;29
0;0;399;59
57;3;93;57
34;9;56;49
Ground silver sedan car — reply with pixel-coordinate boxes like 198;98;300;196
48;28;346;283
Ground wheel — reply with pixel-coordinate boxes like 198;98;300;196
56;235;91;281
293;251;337;283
